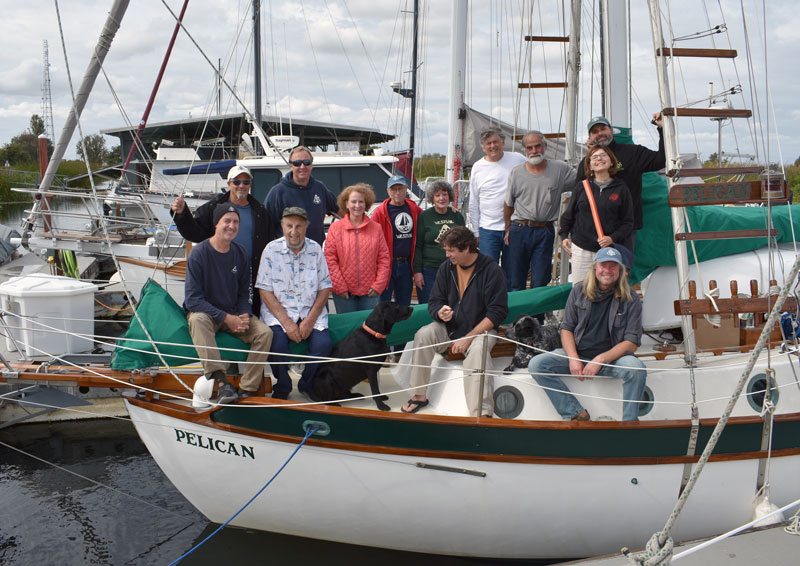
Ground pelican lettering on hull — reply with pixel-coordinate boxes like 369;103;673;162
174;428;255;459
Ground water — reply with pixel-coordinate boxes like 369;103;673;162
0;202;31;231
0;419;561;565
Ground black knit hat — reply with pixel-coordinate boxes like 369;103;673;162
213;204;239;227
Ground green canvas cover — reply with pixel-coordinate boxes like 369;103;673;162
111;129;798;370
610;128;800;283
111;279;251;370
110;278;571;370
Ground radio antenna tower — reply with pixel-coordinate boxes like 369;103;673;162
41;40;55;141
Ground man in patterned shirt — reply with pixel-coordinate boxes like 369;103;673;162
256;207;333;400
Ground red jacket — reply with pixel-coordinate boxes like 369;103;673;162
370;198;422;274
324;214;391;296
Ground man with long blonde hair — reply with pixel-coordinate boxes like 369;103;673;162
528;247;646;421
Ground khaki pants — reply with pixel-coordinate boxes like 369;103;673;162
409;322;497;417
187;312;273;392
570;243;595;284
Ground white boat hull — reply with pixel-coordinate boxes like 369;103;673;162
125;391;800;559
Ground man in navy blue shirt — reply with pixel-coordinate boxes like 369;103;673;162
184;204;273;403
264;146;341;244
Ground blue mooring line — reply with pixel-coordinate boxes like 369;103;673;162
169;425;320;565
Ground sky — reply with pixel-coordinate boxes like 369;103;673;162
1;0;798;167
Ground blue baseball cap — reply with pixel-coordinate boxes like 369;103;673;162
387;174;409;189
595;245;634;270
594;246;625;266
587;116;611;132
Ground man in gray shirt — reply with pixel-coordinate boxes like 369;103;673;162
504;131;576;292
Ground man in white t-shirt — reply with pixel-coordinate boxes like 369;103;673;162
468;127;526;285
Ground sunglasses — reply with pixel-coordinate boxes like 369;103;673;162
230;179;252;186
290;159;312;167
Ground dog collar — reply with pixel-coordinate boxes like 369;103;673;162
362;322;386;339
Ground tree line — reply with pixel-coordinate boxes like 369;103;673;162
0;114;120;167
0;114;121;200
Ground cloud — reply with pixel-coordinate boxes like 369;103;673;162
0;0;796;167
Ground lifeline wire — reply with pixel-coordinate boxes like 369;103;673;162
168;425;319;565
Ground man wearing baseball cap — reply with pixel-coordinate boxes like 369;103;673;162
370;174;422;308
172;164;274;315
528;246;646;421
184;203;273;403
256;206;333;399
577;113;665;251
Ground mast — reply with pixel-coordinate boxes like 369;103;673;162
119;0;190;180
444;0;468;183
647;0;696;365
23;0;130;236
253;0;263;152
408;0;419;176
601;0;631;128
563;0;581;165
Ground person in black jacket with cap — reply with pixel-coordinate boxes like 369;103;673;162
401;226;508;417
576;113;665;252
171;164;274;315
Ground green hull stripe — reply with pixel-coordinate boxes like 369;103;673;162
212;407;800;459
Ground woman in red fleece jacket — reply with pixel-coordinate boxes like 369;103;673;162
325;183;391;314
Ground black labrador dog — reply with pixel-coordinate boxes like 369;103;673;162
309;302;413;411
503;314;561;371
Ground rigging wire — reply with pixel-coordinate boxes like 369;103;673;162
299;0;337;128
320;0;379;128
51;0;183;386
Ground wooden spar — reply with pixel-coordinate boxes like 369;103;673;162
119;0;190;178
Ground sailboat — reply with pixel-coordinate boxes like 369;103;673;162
3;0;800;561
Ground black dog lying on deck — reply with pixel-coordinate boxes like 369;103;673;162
309;302;414;411
503;314;562;371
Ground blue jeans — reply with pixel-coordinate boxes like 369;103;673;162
479;227;510;287
333;294;380;314
269;326;332;394
415;267;439;304
508;223;554;291
528;348;647;421
380;260;413;306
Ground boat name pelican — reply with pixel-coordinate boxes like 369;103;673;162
669;181;752;206
174;428;255;459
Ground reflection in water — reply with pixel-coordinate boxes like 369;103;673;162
0;420;560;565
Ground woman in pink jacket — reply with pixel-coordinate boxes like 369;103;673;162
325;183;391;313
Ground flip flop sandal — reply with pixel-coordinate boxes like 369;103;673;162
401;398;429;414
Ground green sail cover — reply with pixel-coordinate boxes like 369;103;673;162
111;129;798;370
110;278;571;370
611;127;800;282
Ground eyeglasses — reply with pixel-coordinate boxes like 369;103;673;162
290;159;312;167
230;179;252;186
589;154;608;162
